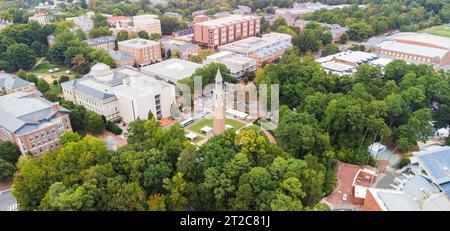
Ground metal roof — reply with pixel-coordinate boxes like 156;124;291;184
403;175;439;201
389;32;450;50
376;40;449;59
417;146;450;185
441;182;450;198
0;73;32;89
107;50;131;62
220;33;292;55
83;36;115;46
0;93;69;134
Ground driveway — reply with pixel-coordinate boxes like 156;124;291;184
0;190;17;211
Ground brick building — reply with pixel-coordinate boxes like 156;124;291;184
0;92;72;156
0;72;38;96
193;15;261;48
118;38;162;67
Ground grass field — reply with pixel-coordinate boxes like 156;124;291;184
188;118;246;134
30;62;69;75
424;25;450;38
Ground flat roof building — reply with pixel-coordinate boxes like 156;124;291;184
316;50;379;75
193;15;261;48
367;32;450;70
219;32;293;68
141;58;203;83
62;63;176;123
0;92;72;156
118;38;162;67
204;51;256;78
132;14;161;35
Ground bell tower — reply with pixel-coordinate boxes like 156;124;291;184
213;69;226;135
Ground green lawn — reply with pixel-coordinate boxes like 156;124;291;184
30;62;69;75
49;84;63;95
188;118;246;134
424;25;450;38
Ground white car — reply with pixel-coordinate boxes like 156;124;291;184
342;193;348;201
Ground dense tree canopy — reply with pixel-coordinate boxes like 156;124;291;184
13;113;333;211
0;21;53;71
307;0;450;41
47;21;116;74
0;141;20;181
258;51;449;160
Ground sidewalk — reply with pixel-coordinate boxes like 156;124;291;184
0;177;13;191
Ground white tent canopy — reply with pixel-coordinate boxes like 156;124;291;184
226;109;248;119
185;132;198;141
368;142;387;156
201;126;213;133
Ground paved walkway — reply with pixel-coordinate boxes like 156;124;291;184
31;57;46;70
0;178;12;191
0;189;17;211
262;128;277;144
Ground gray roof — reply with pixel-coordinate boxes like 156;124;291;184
141;58;203;82
83;36;115;46
61;78;116;100
417;146;450;185
376;40;449;59
403;175;439;201
389;32;450;50
295;19;348;35
0;92;69;134
160;39;200;53
0;73;32;90
107;50;132;62
376;190;421;211
164;12;183;18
